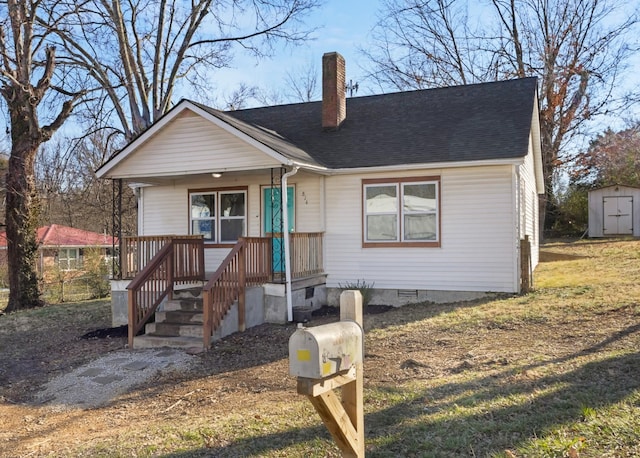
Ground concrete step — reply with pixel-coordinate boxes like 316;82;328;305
133;285;239;349
164;297;203;312
150;322;205;338
155;310;204;324
173;284;205;299
132;334;205;350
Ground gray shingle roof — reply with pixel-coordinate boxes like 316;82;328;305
209;77;538;169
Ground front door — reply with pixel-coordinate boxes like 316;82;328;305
603;196;633;235
263;186;295;273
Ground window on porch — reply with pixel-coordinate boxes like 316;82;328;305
190;189;247;245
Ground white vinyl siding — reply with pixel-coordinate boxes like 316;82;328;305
109;111;281;178
518;134;541;268
140;186;186;235
139;171;324;272
325;166;518;293
139;164;525;292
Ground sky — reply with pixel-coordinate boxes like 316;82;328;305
1;0;638;151
211;0;639;132
209;0;380;105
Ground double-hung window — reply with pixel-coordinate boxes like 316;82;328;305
363;176;440;247
190;189;247;244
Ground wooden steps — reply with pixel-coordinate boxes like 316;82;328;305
133;286;213;350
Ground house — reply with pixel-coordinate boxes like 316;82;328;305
96;52;543;349
0;224;116;278
588;185;640;237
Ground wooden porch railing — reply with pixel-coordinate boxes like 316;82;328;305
121;234;204;279
202;237;272;348
290;232;324;279
123;232;323;349
126;237;205;348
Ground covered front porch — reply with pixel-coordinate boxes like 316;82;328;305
94;99;332;348
111;232;325;349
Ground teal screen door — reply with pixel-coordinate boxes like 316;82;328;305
263;186;294;273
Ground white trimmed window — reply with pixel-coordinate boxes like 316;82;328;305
190;190;246;244
363;177;440;247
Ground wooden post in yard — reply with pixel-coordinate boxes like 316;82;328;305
339;290;365;457
290;290;365;457
521;235;532;293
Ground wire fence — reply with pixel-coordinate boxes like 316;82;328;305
0;274;110;309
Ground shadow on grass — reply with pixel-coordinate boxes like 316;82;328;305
157;323;640;457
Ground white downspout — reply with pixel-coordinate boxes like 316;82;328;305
281;166;299;322
515;166;522;292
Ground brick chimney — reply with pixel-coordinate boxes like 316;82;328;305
322;52;346;130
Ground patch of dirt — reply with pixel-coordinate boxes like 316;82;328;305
0;315;127;405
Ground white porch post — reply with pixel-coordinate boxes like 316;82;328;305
281;166;299;322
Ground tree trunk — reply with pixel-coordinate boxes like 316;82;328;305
4;96;44;312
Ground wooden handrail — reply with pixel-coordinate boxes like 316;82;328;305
126;237;205;348
121;234;203;279
202;237;272;348
125;232;322;349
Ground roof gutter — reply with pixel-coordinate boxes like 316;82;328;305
281;166;299;322
322;158;527;175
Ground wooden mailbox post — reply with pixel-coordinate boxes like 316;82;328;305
289;290;365;457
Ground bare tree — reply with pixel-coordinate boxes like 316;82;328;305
224;83;261;111
365;0;639;233
36;132;137;235
54;0;319;140
231;61;320;108
285;60;319;102
0;0;85;311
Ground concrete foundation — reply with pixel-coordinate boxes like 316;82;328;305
326;287;494;308
110;280;130;327
110;277;317;329
113;277;497;330
244;285;266;329
264;275;328;324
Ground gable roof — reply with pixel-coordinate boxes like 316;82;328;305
97;77;539;176
0;224;116;248
226;77;539;169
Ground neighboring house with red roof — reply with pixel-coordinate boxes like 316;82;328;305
0;224;116;277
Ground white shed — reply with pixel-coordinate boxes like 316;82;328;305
588;185;640;237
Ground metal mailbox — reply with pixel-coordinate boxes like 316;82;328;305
289;321;363;379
